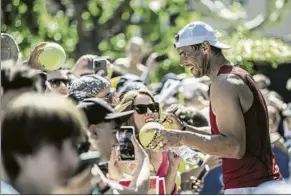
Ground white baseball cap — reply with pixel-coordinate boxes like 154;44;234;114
174;21;231;49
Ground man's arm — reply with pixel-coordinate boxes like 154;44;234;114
185;124;212;135
161;76;246;159
180;76;246;159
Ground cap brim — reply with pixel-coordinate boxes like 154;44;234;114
211;42;231;50
105;110;134;123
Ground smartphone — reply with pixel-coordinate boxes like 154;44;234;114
155;54;168;62
93;58;108;76
119;126;135;161
73;151;100;177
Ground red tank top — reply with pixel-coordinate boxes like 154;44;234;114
209;65;282;189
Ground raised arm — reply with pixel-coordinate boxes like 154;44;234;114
113;136;150;194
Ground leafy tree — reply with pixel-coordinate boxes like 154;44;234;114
2;0;291;81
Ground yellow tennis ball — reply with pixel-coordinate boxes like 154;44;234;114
38;43;66;71
139;122;164;151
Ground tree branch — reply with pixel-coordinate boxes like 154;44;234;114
104;0;132;30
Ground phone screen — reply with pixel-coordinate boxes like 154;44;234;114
93;59;108;76
119;126;135;161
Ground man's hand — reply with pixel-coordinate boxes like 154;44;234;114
163;112;185;130
203;154;222;170
151;129;184;151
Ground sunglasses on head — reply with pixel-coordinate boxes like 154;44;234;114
48;79;71;86
133;103;159;114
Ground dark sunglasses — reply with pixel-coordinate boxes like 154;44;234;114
48;79;71;86
133;103;160;114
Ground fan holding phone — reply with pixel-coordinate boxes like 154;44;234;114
109;89;181;194
73;98;151;194
118;126;136;161
74;55;113;79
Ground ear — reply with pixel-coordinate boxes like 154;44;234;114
88;124;98;139
202;41;211;54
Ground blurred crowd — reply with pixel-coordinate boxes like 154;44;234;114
1;27;291;195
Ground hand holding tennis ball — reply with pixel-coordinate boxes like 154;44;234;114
28;42;66;71
139;122;164;152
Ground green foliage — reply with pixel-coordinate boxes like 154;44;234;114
2;0;78;63
2;0;291;81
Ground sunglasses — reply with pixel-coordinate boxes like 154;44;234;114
133;103;159;114
48;79;71;86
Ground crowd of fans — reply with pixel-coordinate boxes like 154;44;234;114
1;25;291;195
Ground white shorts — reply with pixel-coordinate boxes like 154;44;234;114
224;187;257;194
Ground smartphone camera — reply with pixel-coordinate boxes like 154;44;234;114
119;126;135;161
93;58;108;76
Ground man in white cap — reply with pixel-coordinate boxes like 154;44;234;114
155;21;283;194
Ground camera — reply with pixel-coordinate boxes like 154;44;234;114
87;58;108;76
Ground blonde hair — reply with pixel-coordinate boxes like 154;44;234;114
118;89;161;128
119;89;155;110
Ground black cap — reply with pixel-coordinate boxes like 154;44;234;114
77;98;134;125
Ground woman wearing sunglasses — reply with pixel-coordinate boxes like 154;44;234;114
45;69;72;95
108;89;180;194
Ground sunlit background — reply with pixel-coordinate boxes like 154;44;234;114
2;0;291;100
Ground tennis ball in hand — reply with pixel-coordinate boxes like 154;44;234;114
38;43;66;71
139;122;164;152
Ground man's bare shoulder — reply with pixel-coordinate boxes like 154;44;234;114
211;73;245;95
211;73;254;113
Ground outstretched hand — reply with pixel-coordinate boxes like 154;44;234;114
150;129;184;151
28;42;47;70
